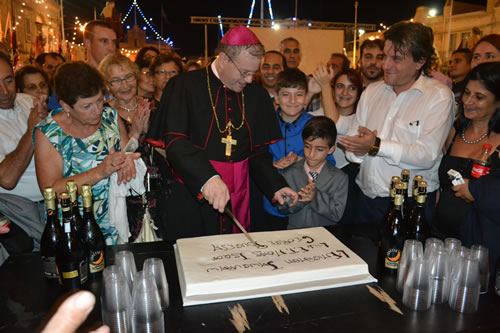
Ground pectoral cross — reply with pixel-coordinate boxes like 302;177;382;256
221;128;237;157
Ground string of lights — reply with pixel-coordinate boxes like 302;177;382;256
247;0;274;27
121;0;173;46
218;15;224;37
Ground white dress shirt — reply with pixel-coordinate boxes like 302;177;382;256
0;94;42;201
336;75;455;198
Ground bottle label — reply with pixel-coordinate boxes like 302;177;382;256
471;164;490;178
384;248;400;270
89;250;105;273
41;256;58;278
80;259;89;283
62;269;79;279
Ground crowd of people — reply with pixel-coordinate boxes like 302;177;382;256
0;19;499;273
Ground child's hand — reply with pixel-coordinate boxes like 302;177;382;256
298;179;315;202
273;152;299;169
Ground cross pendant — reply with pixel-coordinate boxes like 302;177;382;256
221;130;237;157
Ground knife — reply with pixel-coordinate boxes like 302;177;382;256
224;206;256;244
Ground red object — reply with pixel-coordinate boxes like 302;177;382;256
220;26;261;46
471;144;492;178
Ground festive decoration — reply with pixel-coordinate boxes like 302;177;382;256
121;0;173;46
247;0;274;27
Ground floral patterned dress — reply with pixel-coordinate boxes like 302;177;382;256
36;106;121;244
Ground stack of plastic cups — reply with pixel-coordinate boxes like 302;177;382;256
448;255;481;313
396;240;423;293
471;245;490;294
402;257;432;311
424;238;444;262
143;258;170;310
429;248;450;304
101;265;132;333
444;238;461;256
115;250;137;292
131;271;165;333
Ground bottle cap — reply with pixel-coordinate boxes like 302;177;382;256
483;144;492;150
43;187;56;201
81;184;92;198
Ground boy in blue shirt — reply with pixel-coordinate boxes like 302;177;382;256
278;116;348;228
263;69;335;229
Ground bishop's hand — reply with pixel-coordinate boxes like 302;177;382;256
203;176;230;213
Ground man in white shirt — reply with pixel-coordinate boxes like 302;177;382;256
336;22;455;224
0;52;47;261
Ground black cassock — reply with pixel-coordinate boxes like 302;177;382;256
147;65;287;240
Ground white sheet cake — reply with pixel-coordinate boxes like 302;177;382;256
175;227;377;306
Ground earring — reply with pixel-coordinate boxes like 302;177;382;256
65;112;70;118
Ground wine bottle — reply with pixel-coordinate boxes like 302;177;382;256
80;184;106;279
471;144;492;178
40;187;63;279
406;175;423;219
406;181;429;243
379;176;401;248
400;169;410;218
381;183;405;273
66;180;84;232
56;192;88;290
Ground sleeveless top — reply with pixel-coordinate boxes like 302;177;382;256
36;106;121;245
433;132;500;239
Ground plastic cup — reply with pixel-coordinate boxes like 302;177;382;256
448;256;481;313
402;258;432;311
396;240;423;293
131;271;164;333
115;250;137;292
444;238;461;255
101;265;132;333
470;245;490;294
429;248;450;304
143;258;169;310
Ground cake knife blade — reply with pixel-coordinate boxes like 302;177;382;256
224;207;256;244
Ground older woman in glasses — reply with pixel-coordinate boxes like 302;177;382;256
98;54;150;140
150;53;183;106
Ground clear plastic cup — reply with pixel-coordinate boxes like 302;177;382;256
429;248;450;304
396;240;423;293
143;257;169;310
101;265;132;332
403;258;432;311
470;245;490;294
131;271;164;333
448;256;481;313
115;250;137;292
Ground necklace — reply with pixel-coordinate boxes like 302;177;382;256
461;125;489;145
206;66;246;134
115;100;138;113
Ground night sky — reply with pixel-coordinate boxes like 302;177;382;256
64;0;487;57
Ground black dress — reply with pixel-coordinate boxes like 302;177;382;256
433;134;500;239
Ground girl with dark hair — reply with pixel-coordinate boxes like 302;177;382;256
15;65;49;99
433;62;500;240
471;34;500;69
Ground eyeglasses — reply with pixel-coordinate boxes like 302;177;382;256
142;71;152;77
108;73;136;88
25;81;48;91
226;54;256;79
155;69;178;77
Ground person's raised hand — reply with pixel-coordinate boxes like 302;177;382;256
338;127;378;156
312;63;334;90
130;99;151;139
273;152;299;170
298;179;315;202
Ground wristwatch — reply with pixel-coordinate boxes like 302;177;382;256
368;136;381;156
